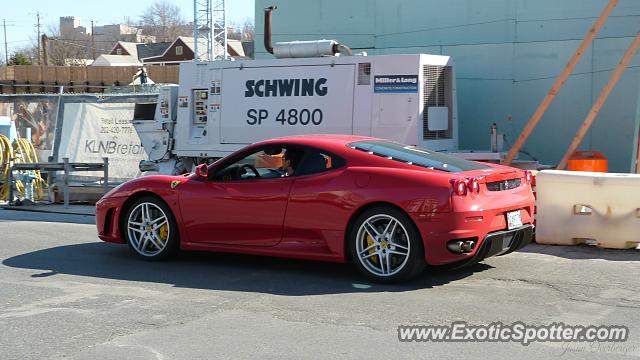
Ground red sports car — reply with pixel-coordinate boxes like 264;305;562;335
96;135;535;283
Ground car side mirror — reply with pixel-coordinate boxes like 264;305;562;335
195;164;208;179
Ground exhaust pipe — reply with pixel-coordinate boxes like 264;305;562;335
263;5;353;58
447;240;476;253
461;241;475;252
448;241;464;253
264;6;277;54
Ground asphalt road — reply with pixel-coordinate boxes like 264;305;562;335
0;209;638;359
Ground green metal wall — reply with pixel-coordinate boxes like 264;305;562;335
255;0;640;171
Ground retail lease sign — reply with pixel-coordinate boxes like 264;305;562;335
374;75;419;93
57;102;147;180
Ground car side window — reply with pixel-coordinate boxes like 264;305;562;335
295;149;345;176
214;147;287;181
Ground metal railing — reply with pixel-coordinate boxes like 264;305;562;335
9;157;109;208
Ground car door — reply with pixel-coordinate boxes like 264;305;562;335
178;146;293;247
281;148;349;251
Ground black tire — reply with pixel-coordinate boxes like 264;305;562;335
123;196;180;261
348;206;426;283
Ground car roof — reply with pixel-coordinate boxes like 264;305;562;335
256;134;378;149
225;135;454;171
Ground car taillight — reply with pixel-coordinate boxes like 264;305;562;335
452;179;467;196
452;177;480;196
467;177;480;193
524;170;533;184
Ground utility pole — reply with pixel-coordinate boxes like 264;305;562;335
41;34;48;65
35;12;41;65
91;20;96;60
2;19;15;64
3;19;8;64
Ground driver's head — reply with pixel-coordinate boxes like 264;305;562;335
283;149;303;175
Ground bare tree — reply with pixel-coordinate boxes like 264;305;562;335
45;24;91;66
139;1;190;42
227;21;242;41
123;16;135;28
241;18;255;41
227;19;254;42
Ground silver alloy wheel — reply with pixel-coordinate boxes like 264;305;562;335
355;214;411;277
127;202;170;257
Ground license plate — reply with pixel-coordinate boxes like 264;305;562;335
506;210;522;230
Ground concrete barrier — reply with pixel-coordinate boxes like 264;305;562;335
536;170;640;249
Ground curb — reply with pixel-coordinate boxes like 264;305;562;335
1;205;96;216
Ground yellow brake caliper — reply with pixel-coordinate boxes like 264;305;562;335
159;223;169;242
367;234;378;264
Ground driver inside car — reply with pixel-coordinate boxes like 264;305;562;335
282;149;303;176
216;147;307;181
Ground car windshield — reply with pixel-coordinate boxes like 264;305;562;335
348;140;489;173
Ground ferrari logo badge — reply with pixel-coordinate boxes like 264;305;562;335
170;180;181;189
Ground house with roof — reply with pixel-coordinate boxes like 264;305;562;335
110;41;173;61
90;41;173;67
140;36;246;65
92;37;247;67
90;54;141;67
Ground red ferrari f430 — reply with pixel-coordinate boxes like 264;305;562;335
96;135;535;283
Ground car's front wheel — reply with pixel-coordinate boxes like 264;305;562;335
124;196;179;260
349;206;425;283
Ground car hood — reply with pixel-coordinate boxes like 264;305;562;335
103;174;191;199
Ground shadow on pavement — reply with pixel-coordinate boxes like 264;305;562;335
520;243;639;262
2;242;493;296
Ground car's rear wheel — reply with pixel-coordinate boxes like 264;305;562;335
349;206;426;283
124;196;179;260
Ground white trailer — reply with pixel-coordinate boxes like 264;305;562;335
134;52;459;174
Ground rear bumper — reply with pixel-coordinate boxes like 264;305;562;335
472;224;533;261
411;201;535;265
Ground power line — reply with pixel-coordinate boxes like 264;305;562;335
50;39;95;49
5;39;34;44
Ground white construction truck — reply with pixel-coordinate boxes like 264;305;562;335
133;7;459;175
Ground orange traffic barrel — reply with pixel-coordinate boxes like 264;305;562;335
567;150;608;172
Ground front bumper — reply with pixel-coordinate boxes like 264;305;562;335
95;196;127;243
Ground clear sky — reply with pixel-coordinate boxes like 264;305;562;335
1;0;255;57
